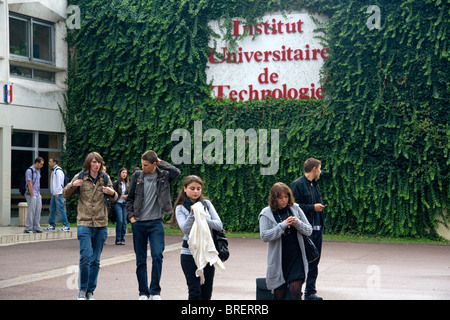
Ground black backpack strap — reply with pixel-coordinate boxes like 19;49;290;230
102;171;108;186
76;170;86;196
102;172;112;207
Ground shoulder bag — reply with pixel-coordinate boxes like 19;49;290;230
303;235;319;263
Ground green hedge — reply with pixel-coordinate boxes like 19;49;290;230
63;0;449;238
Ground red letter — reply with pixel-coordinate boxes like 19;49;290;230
209;48;226;64
254;51;262;62
263;21;270;34
277;21;284;34
238;90;248;100
211;85;230;101
310;83;316;99
258;68;269;84
269;72;279;84
287;88;298;99
232;20;241;36
312;49;320;60
229;90;238;101
249;85;259;100
297;19;304;33
316;88;324;98
299;87;309;99
272;89;282;99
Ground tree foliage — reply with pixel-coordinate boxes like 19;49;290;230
64;0;449;238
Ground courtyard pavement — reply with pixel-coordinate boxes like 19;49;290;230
0;227;449;301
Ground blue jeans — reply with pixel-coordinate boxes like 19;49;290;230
77;226;108;293
132;219;165;296
115;202;127;242
49;194;70;227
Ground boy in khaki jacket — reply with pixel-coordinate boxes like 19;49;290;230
63;152;118;300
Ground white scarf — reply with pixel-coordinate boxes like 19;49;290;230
188;202;225;284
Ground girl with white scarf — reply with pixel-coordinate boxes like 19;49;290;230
171;175;224;300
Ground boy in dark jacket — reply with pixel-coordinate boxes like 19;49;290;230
290;158;326;300
126;150;181;300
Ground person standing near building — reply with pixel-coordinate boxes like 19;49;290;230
23;157;44;234
63;152;118;300
44;158;70;232
126;150;181;300
113;167;129;245
290;158;326;300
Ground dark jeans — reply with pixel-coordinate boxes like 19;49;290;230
132;219;165;296
181;254;215;300
305;228;323;296
77;226;108;293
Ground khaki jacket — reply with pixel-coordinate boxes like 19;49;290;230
63;172;118;227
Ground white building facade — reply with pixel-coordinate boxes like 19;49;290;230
0;0;68;225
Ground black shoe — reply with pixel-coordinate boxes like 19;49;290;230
305;294;323;300
34;229;42;233
23;230;33;233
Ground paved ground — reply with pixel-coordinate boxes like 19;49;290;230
0;228;449;300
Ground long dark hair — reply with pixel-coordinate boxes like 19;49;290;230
170;175;206;227
117;167;129;183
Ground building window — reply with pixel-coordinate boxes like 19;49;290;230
9;15;29;57
9;13;56;82
10;65;55;82
9;13;54;64
11;131;63;192
33;21;53;62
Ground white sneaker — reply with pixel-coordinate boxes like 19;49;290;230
150;295;161;300
86;292;95;300
77;291;87;300
139;295;148;300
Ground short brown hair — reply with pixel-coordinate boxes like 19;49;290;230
83;152;105;171
268;182;295;213
141;150;158;163
304;158;321;173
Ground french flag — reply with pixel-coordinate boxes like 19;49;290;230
4;84;12;103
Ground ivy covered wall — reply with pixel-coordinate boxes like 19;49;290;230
64;0;449;238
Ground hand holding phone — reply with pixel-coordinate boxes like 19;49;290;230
314;203;327;211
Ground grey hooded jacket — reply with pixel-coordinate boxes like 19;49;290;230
259;203;312;290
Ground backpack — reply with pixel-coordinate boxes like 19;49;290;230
55;167;70;188
19;168;33;196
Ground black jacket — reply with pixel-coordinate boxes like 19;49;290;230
113;180;129;198
290;174;325;228
126;160;180;221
